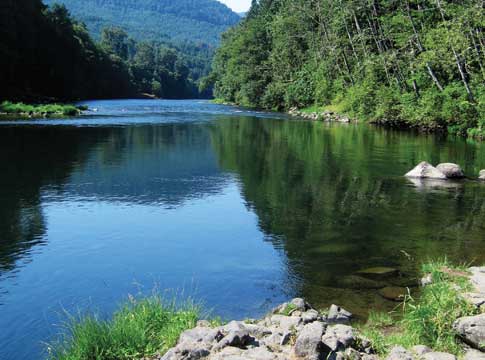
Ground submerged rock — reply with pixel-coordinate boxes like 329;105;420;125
453;313;485;351
436;163;465;179
356;267;400;278
339;275;388;290
405;162;447;180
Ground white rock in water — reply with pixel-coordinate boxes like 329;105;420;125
405;161;447;179
436;163;464;178
479;170;485;181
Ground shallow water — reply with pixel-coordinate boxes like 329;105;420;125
1;99;485;359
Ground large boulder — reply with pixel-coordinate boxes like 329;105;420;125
405;162;447;180
453;313;485;350
436;163;465;179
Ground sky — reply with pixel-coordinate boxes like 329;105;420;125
218;0;252;13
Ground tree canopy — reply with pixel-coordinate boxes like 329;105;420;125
212;0;485;137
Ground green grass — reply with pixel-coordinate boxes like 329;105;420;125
358;259;478;356
0;101;84;117
47;295;200;360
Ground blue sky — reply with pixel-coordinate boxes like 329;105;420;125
219;0;252;12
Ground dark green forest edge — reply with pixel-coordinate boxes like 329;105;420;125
211;0;485;138
0;0;220;104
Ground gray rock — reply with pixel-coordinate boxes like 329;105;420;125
422;352;456;360
179;326;223;344
453;313;485;350
328;304;353;324
302;309;320;323
362;355;379;360
269;314;302;331
411;345;432;356
386;346;414;360
212;329;253;352
293;321;326;360
322;324;355;351
469;267;485;294
464;349;485;360
479;170;485;181
161;343;211;360
436;163;465;179
344;348;362;360
290;298;308;311
464;293;485;308
405;162;447;180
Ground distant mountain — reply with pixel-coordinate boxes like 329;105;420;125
42;0;241;45
238;12;247;17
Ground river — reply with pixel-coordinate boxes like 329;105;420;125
1;99;485;359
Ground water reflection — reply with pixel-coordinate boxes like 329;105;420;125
210;117;485;315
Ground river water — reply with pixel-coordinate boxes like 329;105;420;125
1;99;485;359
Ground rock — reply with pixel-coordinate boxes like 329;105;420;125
469;267;485;294
344;348;362;360
212;329;254;352
421;274;433;287
161;343;211;360
179;326;223;344
463;293;485;308
269;314;302;331
411;345;432;356
479;170;485;181
386;346;414;360
339;275;388;290
357;267;400;278
196;320;211;328
322;324;355;351
327;304;353;324
405;162;447;180
453;313;485;351
290;298;308;311
464;349;485;360
378;287;408;302
362;355;379;360
422;352;456;360
293;321;327;360
436;163;465;179
302;309;320;323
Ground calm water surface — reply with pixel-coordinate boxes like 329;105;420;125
1;100;485;359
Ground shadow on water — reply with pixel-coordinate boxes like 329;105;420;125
210;117;485;316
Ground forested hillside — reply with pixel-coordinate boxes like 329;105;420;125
0;1;206;101
42;0;241;45
212;0;485;137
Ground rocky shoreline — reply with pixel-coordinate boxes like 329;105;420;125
288;108;353;123
155;267;485;360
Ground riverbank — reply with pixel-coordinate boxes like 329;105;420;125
47;260;485;360
0;101;87;118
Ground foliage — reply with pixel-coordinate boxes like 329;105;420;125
212;0;485;137
358;260;477;355
0;101;82;116
43;0;241;46
48;295;200;360
0;1;217;101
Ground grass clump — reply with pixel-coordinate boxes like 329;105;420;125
359;259;477;356
0;101;84;117
48;295;200;360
